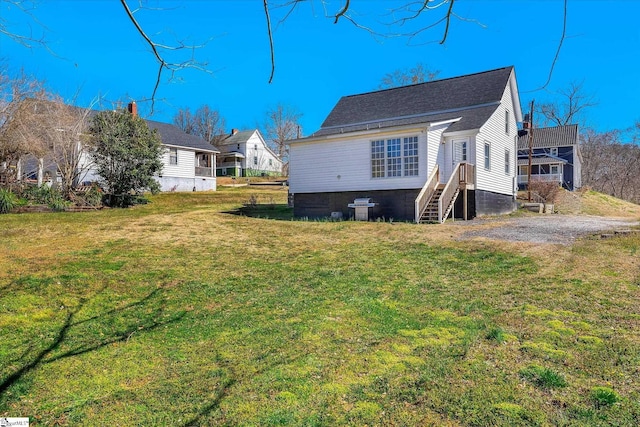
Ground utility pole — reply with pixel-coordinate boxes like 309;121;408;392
527;100;535;202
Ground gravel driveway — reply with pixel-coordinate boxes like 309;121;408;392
456;215;639;245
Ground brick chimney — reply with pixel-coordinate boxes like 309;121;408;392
231;128;238;135
127;101;137;116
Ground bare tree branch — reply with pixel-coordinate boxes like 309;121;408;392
440;0;456;44
334;0;350;24
523;0;568;93
264;0;276;84
118;0;212;114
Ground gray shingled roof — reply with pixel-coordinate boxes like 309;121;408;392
517;124;578;149
85;109;218;153
217;130;256;146
312;66;514;137
145;120;219;153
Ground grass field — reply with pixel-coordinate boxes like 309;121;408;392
1;187;639;426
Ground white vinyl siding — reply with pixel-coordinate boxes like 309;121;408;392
475;70;518;195
162;146;195;178
242;131;283;174
290;130;428;194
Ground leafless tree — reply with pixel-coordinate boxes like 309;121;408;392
535;82;597;128
173;105;227;145
0;69;49;185
263;103;302;173
379;63;441;89
2;95;95;196
581;128;640;203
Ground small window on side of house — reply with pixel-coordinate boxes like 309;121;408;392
505;110;510;134
550;147;558;157
269;159;273;166
505;149;510;174
253;156;258;165
169;148;178;165
484;142;491;170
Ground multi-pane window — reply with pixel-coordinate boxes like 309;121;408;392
403;136;419;176
505;149;510;174
550;147;558;157
371;139;385;178
169;147;178;165
387;138;402;177
484;142;491;170
371;136;419;178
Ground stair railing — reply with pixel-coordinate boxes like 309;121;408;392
414;164;439;223
438;163;462;223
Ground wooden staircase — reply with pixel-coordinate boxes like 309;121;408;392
414;162;474;224
418;184;459;223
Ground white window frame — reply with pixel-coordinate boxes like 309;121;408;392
484;142;491;170
371;136;419;179
505;110;510;134
505;149;510;175
169;147;178;166
550;147;558;157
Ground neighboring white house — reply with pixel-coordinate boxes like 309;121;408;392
145;120;219;192
288;66;523;222
17;102;220;192
216;129;283;177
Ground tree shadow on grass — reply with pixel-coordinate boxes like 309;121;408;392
0;286;185;398
180;350;303;426
224;203;293;221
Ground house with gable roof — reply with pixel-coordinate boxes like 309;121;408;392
216;129;282;177
13;101;220;192
517;124;582;191
288;66;523;222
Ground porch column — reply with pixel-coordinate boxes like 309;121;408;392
17;159;22;182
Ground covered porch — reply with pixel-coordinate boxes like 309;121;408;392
517;156;566;188
195;152;215;177
216;152;244;177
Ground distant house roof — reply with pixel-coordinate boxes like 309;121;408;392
217;130;256;145
146;120;219;153
517;124;578;150
517;154;568;166
85;108;219;153
311;66;515;137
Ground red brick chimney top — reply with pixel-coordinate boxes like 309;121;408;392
231;128;238;135
127;101;137;116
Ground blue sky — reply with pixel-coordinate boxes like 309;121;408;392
2;0;639;137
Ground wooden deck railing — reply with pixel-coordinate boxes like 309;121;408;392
458;162;475;186
414;165;439;223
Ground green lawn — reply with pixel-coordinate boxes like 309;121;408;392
1;188;639;426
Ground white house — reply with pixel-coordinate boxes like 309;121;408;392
146;120;219;192
15;102;220;192
288;66;523;222
216;129;283;177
